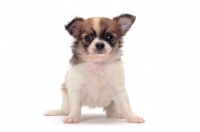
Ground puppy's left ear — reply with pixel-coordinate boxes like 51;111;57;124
113;14;136;36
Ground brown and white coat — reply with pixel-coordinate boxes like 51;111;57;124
44;14;145;124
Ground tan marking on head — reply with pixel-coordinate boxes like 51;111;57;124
92;17;101;36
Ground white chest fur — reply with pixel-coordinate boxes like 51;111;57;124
66;60;125;108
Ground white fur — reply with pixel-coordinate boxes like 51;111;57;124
44;59;145;123
67;60;124;108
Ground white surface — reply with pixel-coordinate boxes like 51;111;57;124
0;0;200;131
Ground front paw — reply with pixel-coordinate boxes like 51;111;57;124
63;116;80;123
126;116;145;123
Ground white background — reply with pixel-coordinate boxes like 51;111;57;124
0;0;200;131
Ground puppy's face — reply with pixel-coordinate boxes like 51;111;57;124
65;14;136;64
81;18;117;55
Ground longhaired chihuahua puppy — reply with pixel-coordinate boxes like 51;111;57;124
44;14;145;123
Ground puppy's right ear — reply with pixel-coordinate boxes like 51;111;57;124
65;17;83;38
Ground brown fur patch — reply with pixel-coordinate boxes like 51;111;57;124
81;18;95;35
70;40;85;65
61;81;68;93
100;18;118;34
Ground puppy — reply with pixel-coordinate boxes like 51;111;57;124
44;14;145;124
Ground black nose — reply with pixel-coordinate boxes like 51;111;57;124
95;42;105;50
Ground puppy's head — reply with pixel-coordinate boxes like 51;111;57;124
65;14;136;64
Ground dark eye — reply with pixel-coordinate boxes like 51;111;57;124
106;34;114;42
84;35;92;42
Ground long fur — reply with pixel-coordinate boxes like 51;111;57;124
44;14;145;124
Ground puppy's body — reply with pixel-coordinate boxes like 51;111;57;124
67;59;124;108
44;14;145;123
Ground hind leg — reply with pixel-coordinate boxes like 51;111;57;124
44;83;70;116
106;101;123;118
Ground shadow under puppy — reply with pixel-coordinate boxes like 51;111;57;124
44;14;145;124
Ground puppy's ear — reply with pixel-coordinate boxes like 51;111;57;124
65;17;84;38
113;14;136;36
